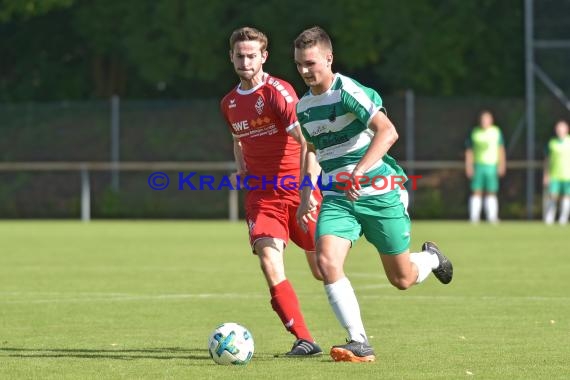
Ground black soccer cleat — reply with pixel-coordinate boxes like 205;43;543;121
422;241;453;284
285;339;323;357
330;340;375;362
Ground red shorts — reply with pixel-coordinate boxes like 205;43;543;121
245;190;321;252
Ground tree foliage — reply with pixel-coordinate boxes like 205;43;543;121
0;0;526;101
0;0;73;22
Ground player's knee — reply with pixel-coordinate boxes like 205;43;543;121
259;255;278;273
388;276;414;290
310;266;324;282
316;253;340;277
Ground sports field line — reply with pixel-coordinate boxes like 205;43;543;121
1;291;569;304
0;292;266;304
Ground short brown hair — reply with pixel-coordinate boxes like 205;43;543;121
294;26;333;52
229;27;268;52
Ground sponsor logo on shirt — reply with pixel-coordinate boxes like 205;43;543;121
250;116;271;128
255;96;264;115
231;120;249;131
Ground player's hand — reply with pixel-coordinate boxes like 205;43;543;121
230;171;246;188
466;166;474;179
346;170;364;201
543;175;549;187
498;165;506;177
308;192;319;211
296;197;317;233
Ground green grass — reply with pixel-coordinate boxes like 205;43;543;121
0;221;569;379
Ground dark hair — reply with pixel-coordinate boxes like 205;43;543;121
294;26;333;52
229;27;268;52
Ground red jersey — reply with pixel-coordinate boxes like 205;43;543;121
221;74;301;195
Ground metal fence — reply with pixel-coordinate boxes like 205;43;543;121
0;95;567;220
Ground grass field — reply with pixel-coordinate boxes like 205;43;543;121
0;221;568;379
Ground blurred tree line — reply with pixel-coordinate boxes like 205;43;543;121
0;0;524;101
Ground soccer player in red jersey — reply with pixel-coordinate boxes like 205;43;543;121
220;27;322;356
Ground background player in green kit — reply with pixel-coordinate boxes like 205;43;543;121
293;26;453;363
543;120;570;225
465;110;506;223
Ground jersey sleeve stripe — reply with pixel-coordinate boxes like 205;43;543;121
286;121;300;132
366;106;381;126
297;90;342;113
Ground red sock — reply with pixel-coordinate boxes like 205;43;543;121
270;279;313;341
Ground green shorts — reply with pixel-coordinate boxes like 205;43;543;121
471;163;499;193
316;190;411;255
548;180;570;196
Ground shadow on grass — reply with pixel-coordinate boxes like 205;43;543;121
0;347;328;363
0;347;210;360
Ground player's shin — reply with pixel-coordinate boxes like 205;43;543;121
270;279;313;342
470;195;482;223
558;197;570;224
544;198;557;225
324;277;368;344
485;195;499;223
409;251;439;283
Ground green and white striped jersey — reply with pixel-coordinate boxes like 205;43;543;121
296;73;406;196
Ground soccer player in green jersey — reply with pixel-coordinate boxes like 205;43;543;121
543;120;570;225
465;110;506;223
293;26;453;363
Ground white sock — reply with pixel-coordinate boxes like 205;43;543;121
469;195;482;223
544;199;557;225
484;195;499;223
409;251;439;283
559;197;570;224
324;277;367;344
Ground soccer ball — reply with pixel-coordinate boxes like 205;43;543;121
208;322;254;365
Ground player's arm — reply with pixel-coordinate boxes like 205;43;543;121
289;124;320;187
220;99;247;184
230;136;247;187
347;111;398;201
270;79;321;192
465;148;474;178
498;131;506;177
498;145;506;177
543;146;550;187
464;131;475;178
297;142;319;231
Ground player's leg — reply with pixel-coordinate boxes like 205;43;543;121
358;192;453;288
484;192;499;223
484;165;500;223
319;235;375;362
246;196;320;356
316;197;375;362
545;180;560;225
379;243;452;288
304;250;323;281
254;238;308;338
470;165;484;223
559;196;570;225
255;237;286;287
287;194;324;281
558;182;570;225
365;223;452;289
254;238;321;356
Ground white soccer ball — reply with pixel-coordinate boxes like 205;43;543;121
208;322;254;365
